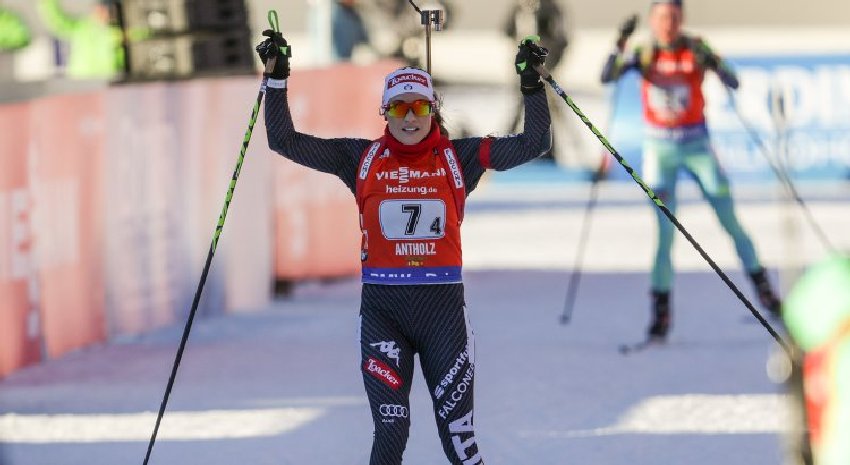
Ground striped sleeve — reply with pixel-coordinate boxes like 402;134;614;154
264;87;371;194
454;88;551;194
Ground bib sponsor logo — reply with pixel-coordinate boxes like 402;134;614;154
443;149;463;188
368;271;414;279
377;167;446;184
385;185;438;195
364;357;402;390
359;143;381;180
394;242;436;257
654;58;695;75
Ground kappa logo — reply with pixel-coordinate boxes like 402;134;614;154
370;341;401;366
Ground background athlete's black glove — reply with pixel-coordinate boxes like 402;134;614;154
515;36;549;95
615;14;639;50
255;29;291;79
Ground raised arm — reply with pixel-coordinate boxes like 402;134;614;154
454;38;552;192
601;14;641;83
257;30;369;193
37;0;80;39
264;85;370;192
601;48;641;83
482;90;551;172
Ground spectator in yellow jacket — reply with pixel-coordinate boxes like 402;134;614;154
37;0;123;79
0;7;31;51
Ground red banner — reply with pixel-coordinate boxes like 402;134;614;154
0;103;41;377
28;93;106;359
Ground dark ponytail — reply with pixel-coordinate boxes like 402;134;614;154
433;92;450;138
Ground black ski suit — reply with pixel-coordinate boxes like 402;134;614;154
265;83;551;465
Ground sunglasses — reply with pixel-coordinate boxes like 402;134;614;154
382;99;434;118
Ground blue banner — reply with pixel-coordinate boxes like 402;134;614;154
608;54;850;183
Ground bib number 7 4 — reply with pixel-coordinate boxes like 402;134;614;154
379;199;445;240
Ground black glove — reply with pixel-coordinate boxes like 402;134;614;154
515;36;548;95
255;29;291;80
616;14;639;50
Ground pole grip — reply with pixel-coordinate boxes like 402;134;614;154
265;10;280;77
265;56;278;75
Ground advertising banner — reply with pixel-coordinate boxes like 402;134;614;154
200;78;274;313
28;93;106;359
102;83;198;335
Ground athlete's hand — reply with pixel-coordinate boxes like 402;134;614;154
515;36;549;95
255;29;291;79
616;14;639;50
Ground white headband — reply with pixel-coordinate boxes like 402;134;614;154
382;68;434;106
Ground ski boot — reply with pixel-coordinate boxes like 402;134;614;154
647;290;671;341
749;268;782;318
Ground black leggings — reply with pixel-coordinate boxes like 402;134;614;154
359;283;483;465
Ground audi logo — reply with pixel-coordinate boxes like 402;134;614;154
379;404;408;418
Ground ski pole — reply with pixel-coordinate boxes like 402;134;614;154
726;87;836;254
533;64;791;356
141;10;281;465
559;82;621;325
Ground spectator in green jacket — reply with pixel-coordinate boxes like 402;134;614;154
37;0;123;79
0;7;31;51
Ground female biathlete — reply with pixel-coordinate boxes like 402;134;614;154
256;30;551;465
